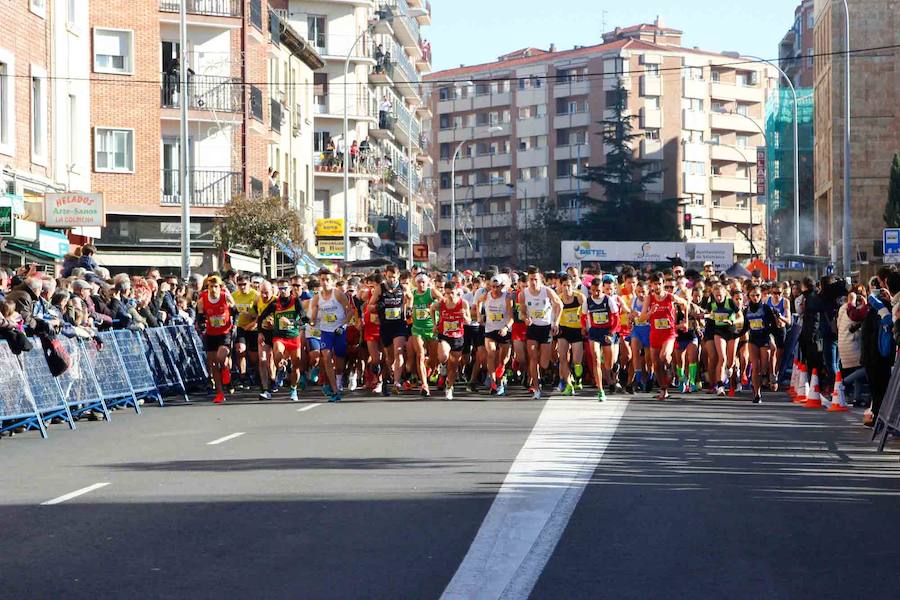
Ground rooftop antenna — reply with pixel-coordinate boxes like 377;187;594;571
601;10;608;33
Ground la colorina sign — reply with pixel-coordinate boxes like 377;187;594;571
44;193;105;228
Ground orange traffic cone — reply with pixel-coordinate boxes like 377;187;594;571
804;369;823;409
788;360;798;399
793;364;808;404
827;371;850;412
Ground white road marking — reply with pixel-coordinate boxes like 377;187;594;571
41;482;110;506
440;398;628;600
206;432;245;445
297;404;321;413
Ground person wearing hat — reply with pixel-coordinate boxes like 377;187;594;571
479;273;514;396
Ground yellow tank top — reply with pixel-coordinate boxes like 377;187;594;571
560;292;583;329
256;296;275;330
233;289;260;329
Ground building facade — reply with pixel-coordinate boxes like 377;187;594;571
425;19;775;267
86;0;321;273
288;0;432;264
813;0;899;269
779;0;816;88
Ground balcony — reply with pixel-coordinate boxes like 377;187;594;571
682;109;706;131
682;142;708;163
602;73;631;92
249;86;263;122
381;0;421;50
640;75;661;97
160;73;242;113
710;174;751;193
710;81;764;103
710;204;766;226
553;78;590;99
683;173;709;195
517;115;548;137
159;0;241;18
473;152;511;169
710;112;762;134
552;144;587;162
640;138;663;160
640;107;661;128
682;77;706;100
553;111;590;129
161;169;242;207
710;143;755;163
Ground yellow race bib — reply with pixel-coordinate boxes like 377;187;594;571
750;318;764;331
654;318;672;330
209;315;226;328
489;311;504;322
444;321;459;333
385;307;402;320
415;308;430;320
591;311;609;326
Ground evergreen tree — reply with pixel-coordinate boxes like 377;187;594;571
578;83;676;241
884;153;900;228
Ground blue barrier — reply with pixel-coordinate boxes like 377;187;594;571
57;337;111;422
20;339;76;430
0;342;47;438
165;325;209;392
144;328;188;401
84;332;142;413
110;330;163;407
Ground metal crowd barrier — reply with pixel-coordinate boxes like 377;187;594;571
0;325;209;439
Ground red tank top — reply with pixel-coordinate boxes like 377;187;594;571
439;299;465;338
202;290;233;336
648;293;676;334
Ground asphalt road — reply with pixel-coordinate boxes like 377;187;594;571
2;384;899;600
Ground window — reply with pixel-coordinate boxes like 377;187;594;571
605;89;626;107
645;64;660;76
313;73;327;109
440;204;451;218
736;104;749;116
30;0;46;18
440;173;451;189
94;127;134;172
645;129;660;140
736;134;750;148
684;98;704;112
30;67;47;164
683;130;703;143
475;82;490;96
710;133;721;145
712;195;722;207
711;71;721;82
736;195;748;209
93;28;133;75
711;101;727;113
685;66;703;80
67;94;77;169
439;115;451;130
313;131;329;152
440;230;451;246
307;15;326;52
683;161;705;176
439;143;451;160
0;51;13;155
439;87;450;101
645;97;660;109
807;49;814;67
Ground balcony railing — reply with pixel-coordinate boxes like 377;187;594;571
249;0;262;29
270;98;282;132
160;73;242;113
159;0;242;18
249;86;263;121
161;169;243;207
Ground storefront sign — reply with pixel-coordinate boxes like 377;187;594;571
315;218;345;238
412;243;429;262
0;206;12;236
38;228;70;258
317;239;345;258
44;192;105;228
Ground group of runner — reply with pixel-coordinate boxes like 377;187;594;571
193;264;793;405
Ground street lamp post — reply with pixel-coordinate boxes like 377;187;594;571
837;0;852;277
178;0;190;279
449;139;466;273
747;55;800;256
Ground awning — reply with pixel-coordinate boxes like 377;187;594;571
4;241;61;264
227;250;261;273
97;252;204;269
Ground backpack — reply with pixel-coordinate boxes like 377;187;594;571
39;333;71;377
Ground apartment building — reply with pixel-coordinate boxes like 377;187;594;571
779;0;816;88
425;18;775;267
87;0;321;272
1;0;92;268
813;0;899;270
288;0;432;264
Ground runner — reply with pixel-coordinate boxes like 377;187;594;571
360;274;384;393
520;267;563;400
408;273;442;397
232;274;260;390
765;282;792;390
674;285;703;394
463;274;488;393
252;281;276;399
510;274;529;387
432;281;470;400
742;285;779;403
308;270;354;403
551;274;585;397
708;283;744;397
369;265;407;396
628;280;652;393
480;274;513;396
640;273;690;401
585;275;621;401
196;275;236;404
256;278;306;401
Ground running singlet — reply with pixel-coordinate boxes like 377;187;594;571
484;293;509;333
201;291;232;336
710;299;738;335
619;293;634;334
317;292;346;333
559;294;583;330
586;295;613;330
412;289;435;333
767;297;787;325
256;296;275;332
523;287;552;326
648;294;677;336
268;296;303;339
631;296;649;328
744;302;773;342
232;289;259;330
439;299;465;338
379;283;405;325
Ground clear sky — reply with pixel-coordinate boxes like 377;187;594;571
426;0;799;73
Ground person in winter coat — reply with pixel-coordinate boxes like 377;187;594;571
838;286;866;406
858;269;898;426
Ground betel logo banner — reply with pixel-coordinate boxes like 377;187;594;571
44;193;105;229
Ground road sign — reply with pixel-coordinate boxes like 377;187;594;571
412;243;428;262
884;229;900;264
0;206;12;236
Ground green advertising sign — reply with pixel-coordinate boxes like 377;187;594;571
0;206;12;237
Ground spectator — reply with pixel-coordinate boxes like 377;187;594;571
61;246;82;277
379;95;392;129
6;275;57;335
108;279;134;330
350;140;359;170
839;284;867;406
77;244;99;272
72;279;111;329
860;268;897;426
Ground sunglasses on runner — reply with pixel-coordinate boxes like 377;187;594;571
277;286;290;291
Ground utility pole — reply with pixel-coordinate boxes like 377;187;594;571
179;0;191;279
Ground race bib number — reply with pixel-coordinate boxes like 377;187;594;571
278;316;293;329
591;311;609;326
749;318;764;331
385;307;402;320
369;313;379;324
443;321;459;333
562;312;580;327
415;308;431;320
323;313;338;323
529;308;546;319
308;327;321;338
262;316;274;330
237;303;251;313
489;312;504;322
209;315;226;328
654;318;672;330
714;312;729;324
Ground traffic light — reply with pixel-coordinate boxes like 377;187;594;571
683;212;693;231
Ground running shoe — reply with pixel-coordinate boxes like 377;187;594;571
752;394;762;404
716;386;726;397
373;382;383;395
421;387;431;398
728;384;736;397
657;389;670;401
445;388;454;400
298;372;308;391
213;392;225;404
309;367;319;384
428;372;439;385
690;383;700;393
532;388;542;400
222;368;231;386
557;380;567;393
402;380;413;392
258;391;271;401
289;387;299;402
597;388;606;402
625;383;635;395
382;383;391;397
323;384;334;397
496;383;507;397
329;393;342;403
348;373;358;391
680;382;689;394
562;382;575;396
275;368;286;389
437;375;447;390
468;381;479;393
490;383;497;395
